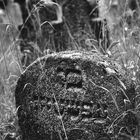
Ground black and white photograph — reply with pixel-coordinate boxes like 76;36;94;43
0;0;140;140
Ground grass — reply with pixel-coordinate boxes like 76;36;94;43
0;0;140;139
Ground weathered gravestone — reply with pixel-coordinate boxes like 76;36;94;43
18;0;109;53
14;0;139;139
15;51;137;140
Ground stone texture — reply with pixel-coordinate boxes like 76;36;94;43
15;51;136;140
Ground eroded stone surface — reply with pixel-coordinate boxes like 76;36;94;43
15;51;136;140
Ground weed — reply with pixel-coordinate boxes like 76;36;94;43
0;0;140;139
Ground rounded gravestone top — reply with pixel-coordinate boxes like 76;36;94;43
15;51;135;140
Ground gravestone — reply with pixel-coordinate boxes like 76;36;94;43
18;0;109;53
15;51;137;140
